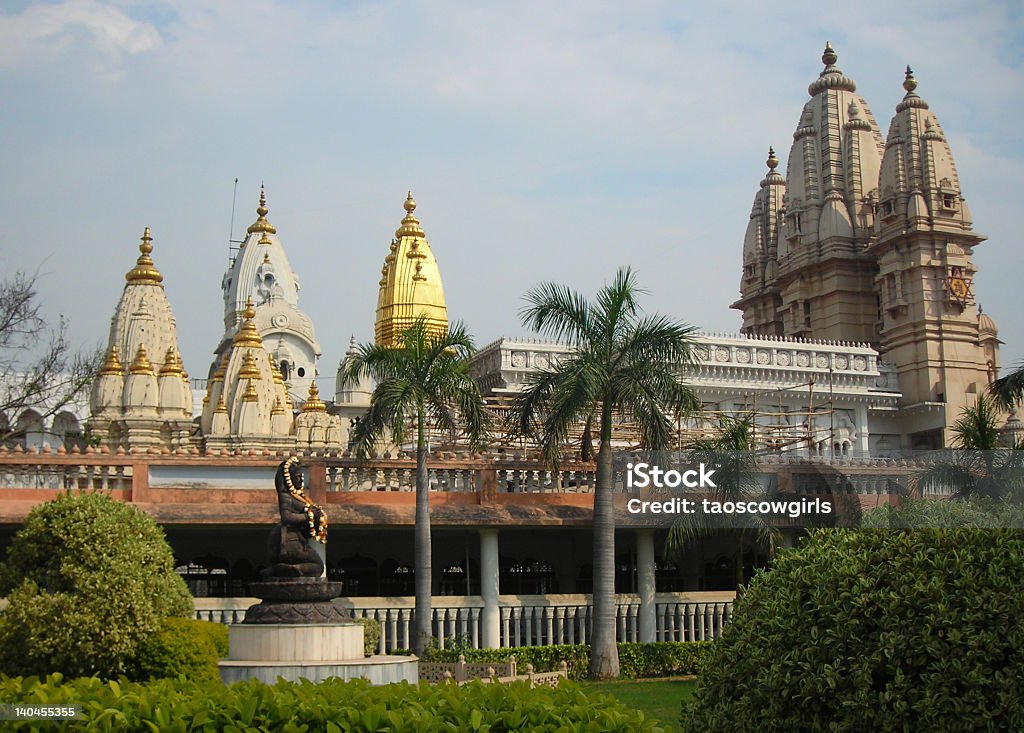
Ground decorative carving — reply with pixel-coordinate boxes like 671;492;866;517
756;351;771;365
534;354;549;369
815;355;829;369
715;348;730;362
777;352;791;366
736;349;751;363
511;352;526;368
835;356;849;370
796;353;810;367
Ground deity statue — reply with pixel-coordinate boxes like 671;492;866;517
265;456;328;578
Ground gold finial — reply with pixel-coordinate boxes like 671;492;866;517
247;184;278;235
129;344;154;375
242;379;259;402
271;396;285;415
100;345;124;376
159;347;184;376
239;351;262;379
301;381;327;412
269;356;285;384
903;65;917;93
233;297;264;348
215;392;228;413
212;353;227;382
766;147;778;171
822;42;837;67
125;227;165;285
395;191;426;239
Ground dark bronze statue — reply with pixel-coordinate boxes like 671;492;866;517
264;456;328;578
244;457;347;624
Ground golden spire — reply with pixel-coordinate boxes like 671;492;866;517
903;65;917;94
258;232;272;245
269;356;285;384
375;192;448;347
159;347;184;377
239;351;262;379
232;297;264;348
100;345;124;376
247;184;277;235
125;227;164;285
242;379;259;402
395;191;426;239
271;396;285;415
129;344;154;375
215;392;228;413
301;381;326;412
211;353;227;382
766;146;778;171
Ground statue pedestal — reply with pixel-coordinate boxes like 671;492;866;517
219;578;418;685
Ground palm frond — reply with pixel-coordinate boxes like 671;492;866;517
991;361;1024;409
519;282;595;347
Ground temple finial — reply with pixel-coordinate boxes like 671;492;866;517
125;227;164;284
766;147;778;171
247;184;277;235
395;191;425;238
903;65;917;94
822;42;837;67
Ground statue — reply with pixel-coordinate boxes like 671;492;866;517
265;456;328;578
243;457;347;624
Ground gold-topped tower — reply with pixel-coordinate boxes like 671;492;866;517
125;227;164;285
374;192;448;346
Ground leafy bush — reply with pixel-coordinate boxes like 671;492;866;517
418;641;711;680
128;618;225;683
354;618;381;657
0;492;193;679
682;527;1024;732
861;496;1024;528
0;673;663;732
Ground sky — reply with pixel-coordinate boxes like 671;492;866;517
2;0;1022;392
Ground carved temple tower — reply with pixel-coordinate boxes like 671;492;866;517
373;192;448;347
89;228;194;450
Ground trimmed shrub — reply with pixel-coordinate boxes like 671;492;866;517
418;641;711;680
354;617;381;657
682;527;1024;732
0;673;663;731
128;618;223;683
0;492;193;679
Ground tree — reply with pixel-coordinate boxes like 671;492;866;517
992;360;1024;409
913;395;1024;500
667;415;779;592
0;271;101;445
0;492;193;678
340;318;489;656
509;267;700;680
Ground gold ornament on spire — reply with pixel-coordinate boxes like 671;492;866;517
159;347;184;376
903;65;917;93
247;184;278;235
271;396;285;415
395;191;426;239
239;351;262;379
100;345;124;376
129;344;155;375
242;379;259;402
215;392;228;413
301;381;327;412
766;147;778;171
232;297;264;348
125;227;164;285
822;41;837;67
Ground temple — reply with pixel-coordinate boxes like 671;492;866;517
0;47;1016;653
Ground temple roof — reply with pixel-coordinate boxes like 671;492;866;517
374;192;448;347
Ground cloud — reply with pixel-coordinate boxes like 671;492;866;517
0;0;161;65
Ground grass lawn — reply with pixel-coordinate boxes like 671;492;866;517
579;676;698;732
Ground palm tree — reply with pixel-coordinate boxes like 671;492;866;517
667;415;779;592
991;361;1024;409
510;267;700;680
340;317;489;656
914;395;1024;500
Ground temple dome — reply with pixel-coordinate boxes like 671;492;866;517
877;67;976;236
374;192;448;346
780;44;885;252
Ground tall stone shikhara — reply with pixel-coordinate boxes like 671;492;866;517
733;45;1000;449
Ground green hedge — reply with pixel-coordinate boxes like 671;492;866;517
0;674;663;732
128;619;227;683
682;527;1024;732
417;641;711;680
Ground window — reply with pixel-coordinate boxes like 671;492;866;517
297;367;306;378
279;360;290;381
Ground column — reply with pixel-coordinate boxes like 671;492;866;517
637;529;656;643
480;528;500;649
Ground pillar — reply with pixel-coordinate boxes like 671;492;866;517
480;528;500;648
637;529;656;642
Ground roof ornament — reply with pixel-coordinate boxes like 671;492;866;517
129;344;155;375
903;65;917;93
100;345;124;376
822;41;838;68
766;147;778;171
301;381;327;413
232;296;264;348
247;184;278;235
125;227;165;285
896;64;929;112
395;191;426;239
809;41;856;95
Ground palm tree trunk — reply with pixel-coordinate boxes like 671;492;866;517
413;407;432;657
589;406;620;680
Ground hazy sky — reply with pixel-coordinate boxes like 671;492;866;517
3;1;1022;391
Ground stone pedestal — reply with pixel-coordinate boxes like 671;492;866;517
242;579;350;624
